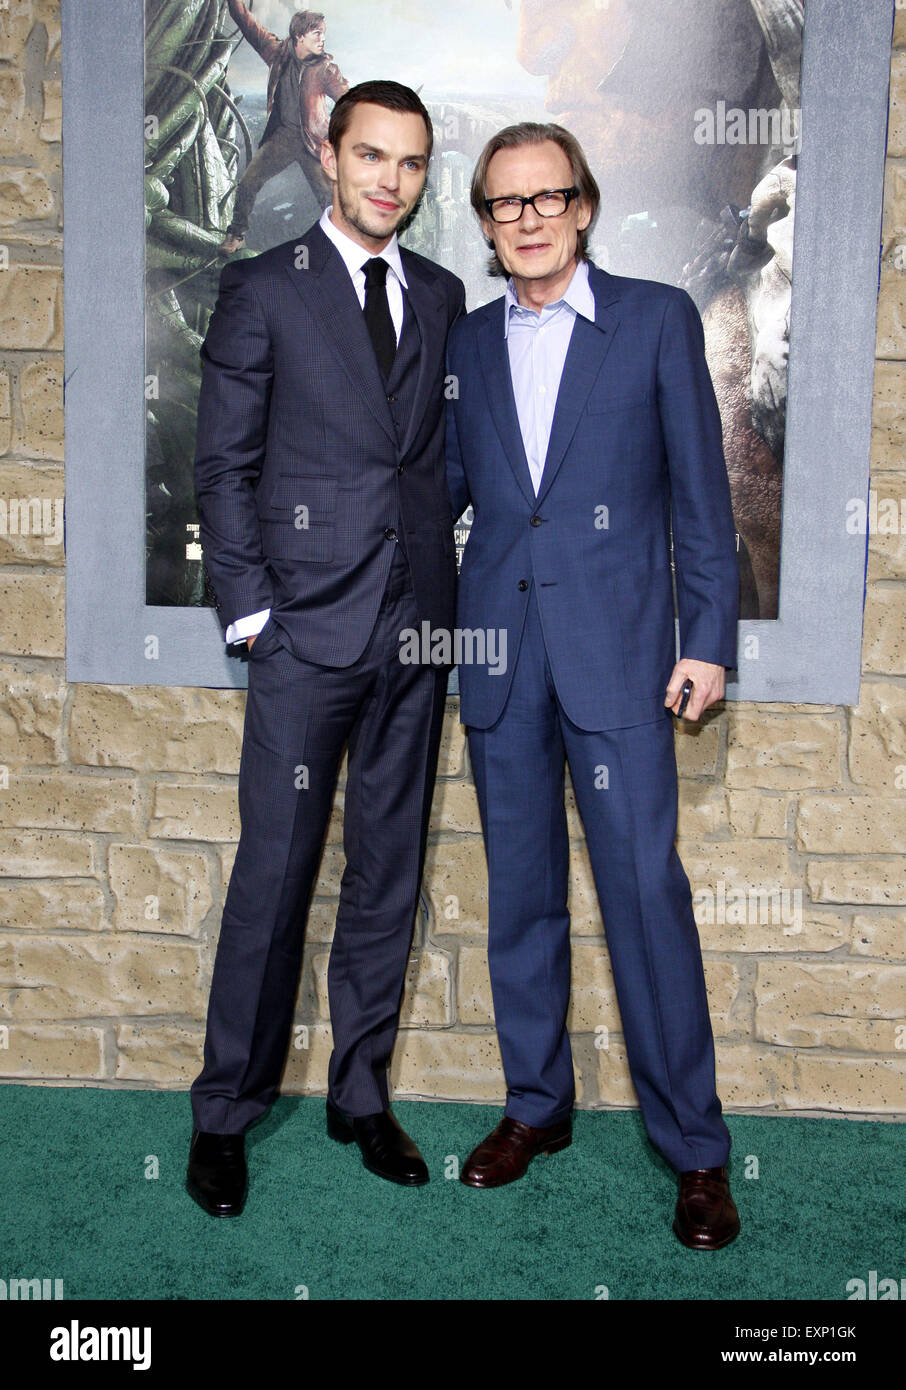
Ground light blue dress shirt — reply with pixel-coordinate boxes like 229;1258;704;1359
503;257;596;495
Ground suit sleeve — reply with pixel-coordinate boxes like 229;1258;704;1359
656;288;739;669
445;318;471;524
451;276;466;324
194;262;276;638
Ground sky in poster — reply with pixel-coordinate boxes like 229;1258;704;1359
224;0;549;100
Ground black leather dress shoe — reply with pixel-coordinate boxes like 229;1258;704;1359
326;1101;429;1186
185;1128;247;1217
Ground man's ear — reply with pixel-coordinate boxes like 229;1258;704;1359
320;139;337;182
577;199;592;234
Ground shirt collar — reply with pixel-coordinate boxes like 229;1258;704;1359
503;257;595;337
319;205;408;289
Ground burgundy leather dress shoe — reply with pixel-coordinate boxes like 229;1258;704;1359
673;1165;740;1249
460;1115;572;1188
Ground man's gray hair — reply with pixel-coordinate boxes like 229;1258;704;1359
469;122;601;276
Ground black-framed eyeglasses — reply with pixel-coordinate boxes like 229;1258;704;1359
483;186;581;224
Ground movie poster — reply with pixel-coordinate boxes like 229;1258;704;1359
143;0;803;623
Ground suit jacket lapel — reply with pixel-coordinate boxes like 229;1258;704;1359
535;267;621;505
477;306;536;509
282;223;397;447
397;252;448;459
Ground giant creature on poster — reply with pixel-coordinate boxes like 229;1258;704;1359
144;0;803;622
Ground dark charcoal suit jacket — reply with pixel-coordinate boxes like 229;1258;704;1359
195;220;466;666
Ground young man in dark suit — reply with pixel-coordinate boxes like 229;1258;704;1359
446;123;741;1249
189;81;465;1216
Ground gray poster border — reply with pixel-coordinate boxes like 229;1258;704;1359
62;0;894;698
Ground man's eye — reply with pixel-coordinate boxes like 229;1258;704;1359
498;199;522;209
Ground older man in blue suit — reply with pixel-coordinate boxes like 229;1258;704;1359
446;123;741;1249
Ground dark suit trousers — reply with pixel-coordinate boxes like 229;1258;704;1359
466;588;731;1172
190;549;447;1132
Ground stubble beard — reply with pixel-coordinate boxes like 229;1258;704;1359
335;176;410;246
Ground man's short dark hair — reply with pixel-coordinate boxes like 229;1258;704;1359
289;11;325;42
328;80;434;161
470;122;601;276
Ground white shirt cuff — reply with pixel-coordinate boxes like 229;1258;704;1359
225;608;271;645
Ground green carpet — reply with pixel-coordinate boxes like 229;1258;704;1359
0;1084;902;1301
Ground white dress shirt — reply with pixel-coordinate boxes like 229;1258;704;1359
224;207;408;645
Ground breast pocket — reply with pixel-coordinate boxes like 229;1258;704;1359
258;473;337;562
586;391;651;415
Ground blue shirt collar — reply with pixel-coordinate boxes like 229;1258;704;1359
503;258;595;337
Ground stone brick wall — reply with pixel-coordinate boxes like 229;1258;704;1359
0;3;904;1116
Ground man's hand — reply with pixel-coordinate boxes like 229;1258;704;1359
665;659;725;721
246;633;257;650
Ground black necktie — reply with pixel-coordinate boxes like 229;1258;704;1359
362;257;396;378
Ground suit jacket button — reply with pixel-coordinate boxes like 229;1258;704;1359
530;515;542;527
397;464;403;475
517;579;528;591
387;394;397;403
385;527;397;540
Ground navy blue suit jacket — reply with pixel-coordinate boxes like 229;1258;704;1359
446;262;739;731
195;221;465;666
